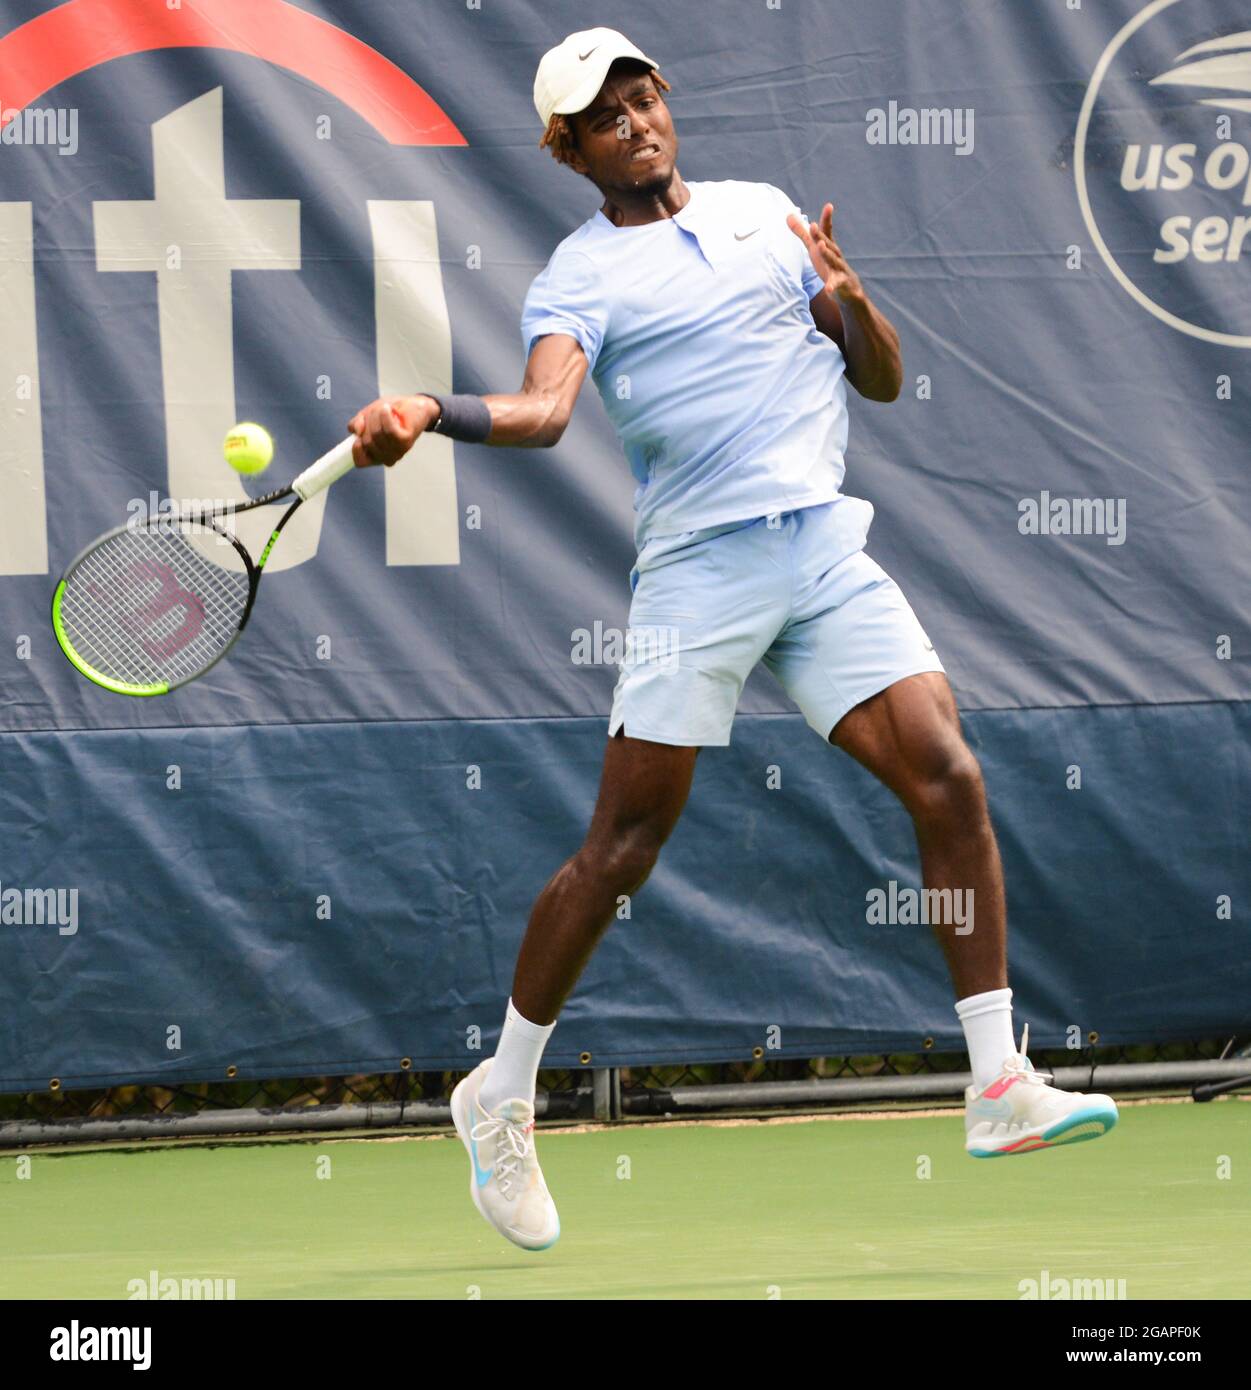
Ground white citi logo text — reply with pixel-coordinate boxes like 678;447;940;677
865;880;973;934
571;619;680;672
1;88;461;579
127;1268;237;1300
865;101;974;156
1019;1269;1127;1300
1;102;79;156
0;881;78;935
1017;492;1126;546
50;1322;151;1370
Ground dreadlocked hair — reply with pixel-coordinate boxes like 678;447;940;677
538;68;672;167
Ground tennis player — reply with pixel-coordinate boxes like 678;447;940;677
348;28;1118;1252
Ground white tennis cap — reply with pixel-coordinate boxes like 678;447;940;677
534;27;660;129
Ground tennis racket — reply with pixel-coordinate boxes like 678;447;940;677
51;435;359;696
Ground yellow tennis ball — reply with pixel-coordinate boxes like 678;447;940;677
223;422;274;475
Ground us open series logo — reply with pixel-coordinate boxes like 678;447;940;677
1077;0;1251;346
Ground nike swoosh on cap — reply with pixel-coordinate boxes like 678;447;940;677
579;46;599;61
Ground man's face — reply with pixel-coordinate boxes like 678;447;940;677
568;67;677;197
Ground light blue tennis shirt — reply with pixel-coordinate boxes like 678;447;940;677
520;179;850;547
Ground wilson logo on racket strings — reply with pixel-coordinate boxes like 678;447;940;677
1076;0;1251;345
86;559;205;661
0;1;468;577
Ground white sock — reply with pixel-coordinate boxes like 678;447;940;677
955;987;1016;1093
478;999;556;1113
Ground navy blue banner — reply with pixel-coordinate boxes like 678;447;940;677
1;703;1247;1091
0;0;1247;1087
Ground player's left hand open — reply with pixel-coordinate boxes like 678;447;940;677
788;202;865;306
347;395;434;468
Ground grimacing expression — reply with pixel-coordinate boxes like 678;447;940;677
569;70;677;196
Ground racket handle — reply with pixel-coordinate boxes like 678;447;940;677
292;437;358;500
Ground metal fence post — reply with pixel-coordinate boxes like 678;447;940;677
592;1067;620;1121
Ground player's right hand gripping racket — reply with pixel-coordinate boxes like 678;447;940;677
51;436;359;697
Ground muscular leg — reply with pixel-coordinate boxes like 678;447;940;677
830;671;1006;998
511;732;700;1024
459;733;698;1247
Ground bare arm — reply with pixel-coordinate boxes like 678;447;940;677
482;332;590;447
808;287;902;403
789;203;903;403
347;332;589;466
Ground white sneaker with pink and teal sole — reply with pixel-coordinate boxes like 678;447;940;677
965;1026;1119;1158
450;1059;561;1251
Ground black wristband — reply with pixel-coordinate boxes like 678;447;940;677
426;393;492;443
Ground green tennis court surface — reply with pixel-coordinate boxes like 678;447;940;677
3;1101;1248;1300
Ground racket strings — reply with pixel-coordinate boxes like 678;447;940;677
58;523;252;689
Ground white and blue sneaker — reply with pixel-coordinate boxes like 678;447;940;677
965;1025;1119;1158
450;1059;560;1251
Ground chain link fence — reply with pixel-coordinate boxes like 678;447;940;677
1;1036;1244;1142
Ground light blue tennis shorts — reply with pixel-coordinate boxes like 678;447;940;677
607;496;945;747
